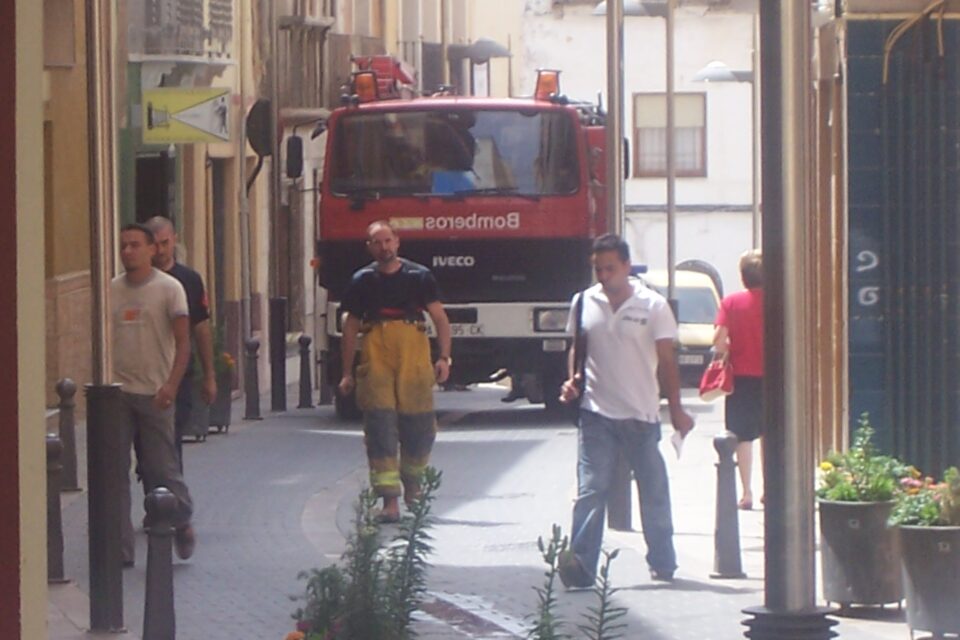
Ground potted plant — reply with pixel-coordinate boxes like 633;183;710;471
889;466;960;637
816;413;909;609
207;347;235;433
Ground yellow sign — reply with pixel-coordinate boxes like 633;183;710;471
142;88;231;144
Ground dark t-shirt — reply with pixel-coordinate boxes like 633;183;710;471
166;262;211;377
167;262;211;326
341;259;440;322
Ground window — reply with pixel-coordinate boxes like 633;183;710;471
330;109;580;197
633;93;706;177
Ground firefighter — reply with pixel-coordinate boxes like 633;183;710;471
337;220;452;522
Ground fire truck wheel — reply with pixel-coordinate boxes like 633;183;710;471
334;389;362;421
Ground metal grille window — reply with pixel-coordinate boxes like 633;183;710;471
633;92;706;177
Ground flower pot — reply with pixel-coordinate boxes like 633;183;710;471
181;379;210;441
818;499;902;607
208;371;233;433
899;525;960;636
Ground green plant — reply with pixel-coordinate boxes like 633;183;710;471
528;527;628;640
816;413;909;502
576;550;627;640
193;324;235;380
528;524;570;640
291;467;442;640
890;466;960;527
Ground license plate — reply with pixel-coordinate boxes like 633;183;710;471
678;354;705;366
434;323;484;337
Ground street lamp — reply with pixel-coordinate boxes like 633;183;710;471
694;51;761;249
593;0;677;305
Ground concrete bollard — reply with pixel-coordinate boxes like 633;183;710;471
297;334;314;409
86;383;126;632
607;451;632;531
47;433;68;584
244;337;262;420
56;378;80;492
143;487;178;640
711;430;746;579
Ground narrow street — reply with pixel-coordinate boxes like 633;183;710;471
55;386;909;639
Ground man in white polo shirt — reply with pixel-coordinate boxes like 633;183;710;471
557;233;694;588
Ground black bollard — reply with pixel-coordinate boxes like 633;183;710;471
56;378;80;492
143;487;178;640
297;334;313;408
712;431;746;579
269;297;288;411
47;433;68;584
607;451;632;531
244;337;262;420
86;383;126;632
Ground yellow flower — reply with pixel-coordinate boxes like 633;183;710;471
819;461;834;472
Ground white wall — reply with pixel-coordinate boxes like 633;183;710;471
520;2;757;293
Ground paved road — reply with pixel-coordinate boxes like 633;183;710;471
55;385;913;639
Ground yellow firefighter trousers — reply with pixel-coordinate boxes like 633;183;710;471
356;320;437;500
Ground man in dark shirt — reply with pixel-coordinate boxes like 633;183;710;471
338;220;452;522
146;216;216;466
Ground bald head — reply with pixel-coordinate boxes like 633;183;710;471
145;216;177;270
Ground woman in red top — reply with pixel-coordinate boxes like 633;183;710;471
713;250;764;510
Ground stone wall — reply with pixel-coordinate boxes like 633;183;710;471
45;271;92;415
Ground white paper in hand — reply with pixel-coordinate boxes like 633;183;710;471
671;430;685;459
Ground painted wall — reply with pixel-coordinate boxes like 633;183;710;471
520;1;757;293
18;0;49;636
43;0;91;278
469;0;522;97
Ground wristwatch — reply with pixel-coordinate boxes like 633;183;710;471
438;355;453;365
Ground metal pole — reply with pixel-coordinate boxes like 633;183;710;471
56;378;80;492
665;0;677;306
268;0;281;299
85;0;125;630
711;431;745;579
298;334;314;408
142;488;177;640
603;0;632;532
86;0;116;384
751;13;761;249
742;2;835;636
47;434;67;584
605;0;624;236
238;0;252;349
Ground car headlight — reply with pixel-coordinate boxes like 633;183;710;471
535;308;569;332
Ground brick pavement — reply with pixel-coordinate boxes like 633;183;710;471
50;386;916;639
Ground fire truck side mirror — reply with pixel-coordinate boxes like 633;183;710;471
246;99;273;157
286;135;304;179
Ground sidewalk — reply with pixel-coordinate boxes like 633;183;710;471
48;385;915;639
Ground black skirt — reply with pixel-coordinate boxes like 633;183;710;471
724;376;764;442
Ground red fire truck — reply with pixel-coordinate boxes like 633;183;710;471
316;59;609;418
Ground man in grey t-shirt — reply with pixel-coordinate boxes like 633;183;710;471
112;222;196;566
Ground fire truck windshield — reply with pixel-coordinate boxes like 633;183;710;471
329;108;580;197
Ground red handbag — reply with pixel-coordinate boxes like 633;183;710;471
699;355;734;402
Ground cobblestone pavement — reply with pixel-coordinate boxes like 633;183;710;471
52;386;915;640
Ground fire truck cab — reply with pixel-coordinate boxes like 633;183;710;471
315;63;609;418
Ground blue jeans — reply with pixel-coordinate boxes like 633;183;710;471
570;409;677;578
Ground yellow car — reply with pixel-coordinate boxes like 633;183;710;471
638;268;722;388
